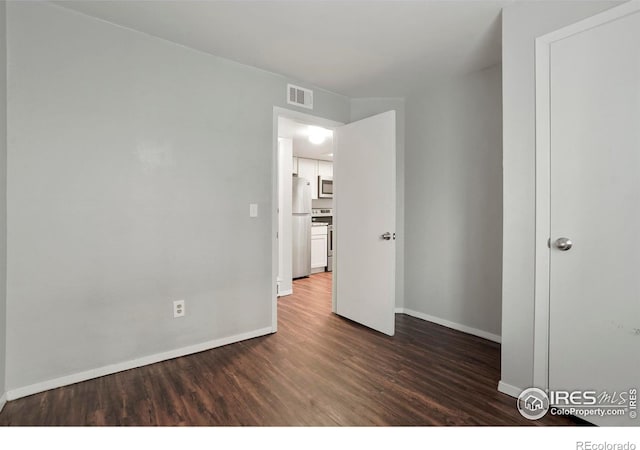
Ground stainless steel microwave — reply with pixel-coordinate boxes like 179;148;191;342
318;176;333;198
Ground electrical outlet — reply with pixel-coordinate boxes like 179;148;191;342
173;300;185;318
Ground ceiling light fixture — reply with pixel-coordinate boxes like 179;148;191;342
307;126;331;145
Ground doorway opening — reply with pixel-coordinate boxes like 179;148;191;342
271;107;397;336
272;108;343;331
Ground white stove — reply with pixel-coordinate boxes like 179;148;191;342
311;209;333;272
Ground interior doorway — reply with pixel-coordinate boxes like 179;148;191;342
271;107;397;336
272;108;342;331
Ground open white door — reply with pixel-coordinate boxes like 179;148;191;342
334;110;396;336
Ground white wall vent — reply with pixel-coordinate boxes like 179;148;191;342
287;84;313;110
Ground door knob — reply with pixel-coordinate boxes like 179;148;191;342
554;237;573;251
381;232;392;241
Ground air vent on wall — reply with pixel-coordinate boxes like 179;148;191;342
287;84;313;110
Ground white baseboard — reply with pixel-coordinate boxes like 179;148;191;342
498;380;523;398
0;392;6;414
7;326;273;401
396;307;502;343
277;289;293;297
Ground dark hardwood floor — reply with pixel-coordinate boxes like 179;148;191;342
0;272;582;426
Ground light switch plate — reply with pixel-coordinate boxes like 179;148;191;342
249;203;258;218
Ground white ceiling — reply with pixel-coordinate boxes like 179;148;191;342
278;117;334;161
55;0;513;97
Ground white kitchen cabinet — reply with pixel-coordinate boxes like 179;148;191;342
292;156;298;175
318;160;333;178
311;225;328;270
297;157;318;199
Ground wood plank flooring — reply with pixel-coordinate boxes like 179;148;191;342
0;272;583;426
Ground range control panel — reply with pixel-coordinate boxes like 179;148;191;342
312;208;332;217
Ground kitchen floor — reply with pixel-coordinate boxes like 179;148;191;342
0;272;584;426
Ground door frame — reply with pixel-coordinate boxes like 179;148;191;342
271;106;343;332
533;0;640;390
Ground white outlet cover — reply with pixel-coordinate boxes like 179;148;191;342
249;203;258;218
173;300;185;318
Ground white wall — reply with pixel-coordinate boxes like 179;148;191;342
404;65;502;340
500;1;619;395
277;138;293;296
350;98;405;309
5;2;349;394
311;198;333;209
0;0;7;410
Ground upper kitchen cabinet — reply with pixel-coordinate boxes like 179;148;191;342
297;158;318;199
318;160;333;178
294;158;333;199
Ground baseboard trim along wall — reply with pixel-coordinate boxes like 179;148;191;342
6;326;273;401
277;289;293;297
497;380;523;398
395;308;502;343
0;393;6;413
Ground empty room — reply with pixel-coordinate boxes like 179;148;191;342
0;0;638;446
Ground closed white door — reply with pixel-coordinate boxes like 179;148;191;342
548;7;640;426
334;111;396;336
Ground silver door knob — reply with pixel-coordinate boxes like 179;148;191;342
381;232;392;240
554;237;573;251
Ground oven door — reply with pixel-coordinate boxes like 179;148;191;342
318;177;333;198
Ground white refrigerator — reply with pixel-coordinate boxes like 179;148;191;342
292;175;311;278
